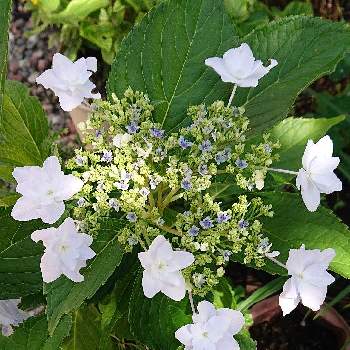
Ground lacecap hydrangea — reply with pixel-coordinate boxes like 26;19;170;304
66;88;279;295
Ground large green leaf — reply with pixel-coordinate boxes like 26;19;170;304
0;208;45;299
128;270;192;350
45;218;125;333
0;0;11;112
271;116;345;170
236;16;350;133
0;314;72;350
63;305;113;350
0;81;51;182
260;192;350;278
108;0;239;132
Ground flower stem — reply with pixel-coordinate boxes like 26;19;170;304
266;255;287;270
157;224;182;237
267;167;299;176
227;84;237;107
188;290;197;315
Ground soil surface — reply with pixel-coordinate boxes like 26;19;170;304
250;310;337;350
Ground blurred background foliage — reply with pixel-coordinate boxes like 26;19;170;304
25;0;161;63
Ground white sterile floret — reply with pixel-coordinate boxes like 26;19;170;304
279;245;335;316
31;218;96;283
175;301;245;350
205;43;278;87
11;156;83;224
0;299;29;336
296;135;342;212
113;133;132;148
138;235;195;301
36;53;101;111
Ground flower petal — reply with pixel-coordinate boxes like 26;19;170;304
160;273;187;301
11;197;38;221
175;325;193;347
142;271;161;298
216;336;240;350
205;57;234;83
279;278;300;316
298;280;327;311
38;201;65;224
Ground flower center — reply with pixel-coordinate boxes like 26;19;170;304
59;244;69;252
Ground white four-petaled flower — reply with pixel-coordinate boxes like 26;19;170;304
36;53;101;111
138;235;194;301
113;133;132;148
0;299;29;337
31;217;96;283
11;156;83;224
296;135;342;212
279;245;335;316
205;43;278;87
175;301;245;350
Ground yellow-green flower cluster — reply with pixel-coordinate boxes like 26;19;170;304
66;88;278;295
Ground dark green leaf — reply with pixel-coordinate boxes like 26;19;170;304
0;81;51;182
0;208;45;298
0;0;11;112
108;0;239;132
63;305;112;350
0;314;72;350
45;218;125;333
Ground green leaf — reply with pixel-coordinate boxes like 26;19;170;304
0;314;72;350
280;1;313;17
39;0;61;13
237;276;287;312
108;0;239;132
0;189;19;207
45;218;125;334
236;331;257;350
0;208;45;299
0;0;11;112
63;305;112;350
49;0;109;23
79;22;114;51
260;192;350;278
211;277;243;309
99;254;139;346
128;270;191;350
236;16;350;134
0;81;51;181
271;116;345;170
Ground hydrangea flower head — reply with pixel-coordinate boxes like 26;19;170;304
0;299;29;337
296;135;342;212
279;245;335;315
138;235;194;301
11;156;83;224
205;43;278;87
175;301;245;350
36;53;101;111
31;218;96;283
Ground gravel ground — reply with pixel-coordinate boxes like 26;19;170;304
8;1;79;151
